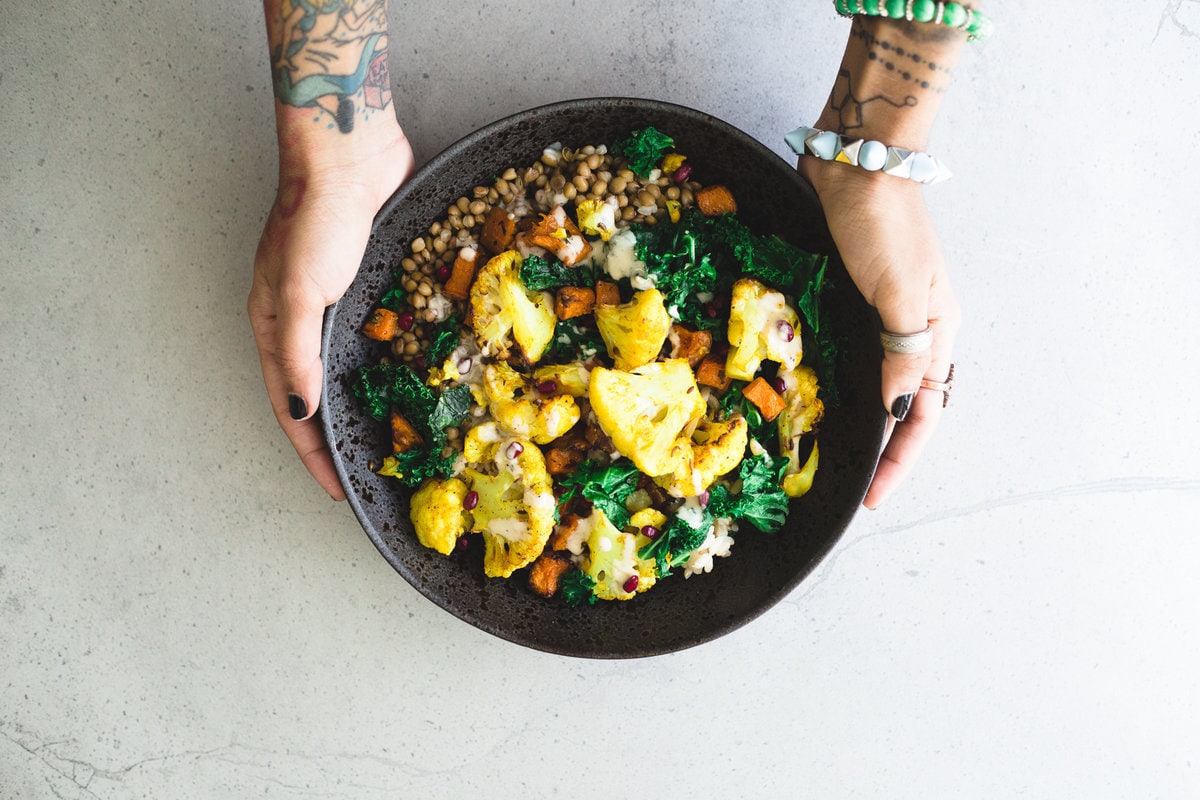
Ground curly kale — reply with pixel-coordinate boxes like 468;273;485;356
377;447;458;487
561;569;598;607
614;126;675;178
351;363;435;421
556;458;641;530
708;450;791;534
639;507;714;577
519;253;595;291
547;319;605;363
426;315;463;368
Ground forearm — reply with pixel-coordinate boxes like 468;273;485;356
262;0;403;177
812;14;970;151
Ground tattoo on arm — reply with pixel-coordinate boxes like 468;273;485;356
267;0;391;134
850;23;954;94
829;68;917;132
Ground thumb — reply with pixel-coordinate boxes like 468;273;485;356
275;284;328;422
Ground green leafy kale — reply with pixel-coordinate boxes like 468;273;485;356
378;447;458;487
708;450;791;533
633;211;722;327
556;458;641;530
614;126;675;178
717;380;777;446
547;319;605;363
379;286;406;311
351;363;435;421
426;384;472;449
561;569;598;607
426;315;463;368
519;253;594;291
639;507;714;577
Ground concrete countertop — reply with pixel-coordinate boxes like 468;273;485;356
3;2;1198;797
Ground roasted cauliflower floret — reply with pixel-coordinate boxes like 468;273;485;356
776;364;825;497
581;508;657;601
410;477;470;555
462;437;556;578
594;288;672;371
654;415;749;498
575;197;618;242
589;359;707;476
725;278;804;381
482;362;581;444
531;361;590;397
469;250;556;362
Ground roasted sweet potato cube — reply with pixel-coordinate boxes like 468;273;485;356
695;355;732;391
528;554;574;598
670;325;712;367
546;447;585;477
362;308;400;341
390;411;424;453
548;514;584;552
741;377;787;422
695;184;738;216
480;206;516;253
594;279;620;306
442;246;477;300
555;285;595;320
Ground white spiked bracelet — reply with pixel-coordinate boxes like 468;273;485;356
785;125;953;185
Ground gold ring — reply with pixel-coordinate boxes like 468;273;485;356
919;363;955;408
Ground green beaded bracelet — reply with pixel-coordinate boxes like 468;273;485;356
834;0;994;42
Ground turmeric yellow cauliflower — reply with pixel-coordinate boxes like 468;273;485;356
654;415;749;498
589;358;707;476
470;250;556;363
575;198;618;242
462;436;556;578
410;477;471;555
594;288;672;371
776;364;824;497
482;361;580;444
531;361;590;397
725;278;804;381
581;508;657;601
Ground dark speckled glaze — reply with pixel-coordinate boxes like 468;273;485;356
320;98;886;658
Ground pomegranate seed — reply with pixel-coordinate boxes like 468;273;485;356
777;320;795;342
456;535;470;551
705;302;719;319
435;265;452;283
698;490;710;508
772;377;787;394
640;525;659;540
623;575;639;593
456;357;473;374
397;311;415;331
673;163;693;184
506;442;524;459
462;490;479;510
536;380;557;394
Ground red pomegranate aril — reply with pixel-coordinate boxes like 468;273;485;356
456;535;470;552
506;442;524;459
673;163;693;184
397;311;415;331
463;490;479;510
777;320;795;342
772;377;787;394
698;490;710;508
640;525;660;540
435;265;452;283
536;380;557;394
623;575;639;593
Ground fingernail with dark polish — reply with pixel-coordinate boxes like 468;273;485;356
890;392;915;422
288;393;308;421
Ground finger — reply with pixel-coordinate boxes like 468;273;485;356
864;381;944;509
874;281;934;421
274;279;329;423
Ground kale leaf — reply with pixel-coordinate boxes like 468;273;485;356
426;315;463;368
426;384;472;449
377;447;458;487
639;507;714;577
351;363;435;421
560;569;598;607
519;253;594;291
614;126;675;178
548;319;605;363
708;450;791;533
556;458;641;530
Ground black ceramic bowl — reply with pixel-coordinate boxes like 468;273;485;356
321;97;885;658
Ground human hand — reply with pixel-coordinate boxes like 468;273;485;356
249;134;414;499
799;157;961;509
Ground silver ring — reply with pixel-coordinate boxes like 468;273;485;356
879;326;933;355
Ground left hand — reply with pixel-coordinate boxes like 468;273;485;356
799;157;961;509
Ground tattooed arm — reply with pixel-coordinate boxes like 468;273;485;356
250;0;413;500
800;15;968;508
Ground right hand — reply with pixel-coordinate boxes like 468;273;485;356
249;132;414;499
